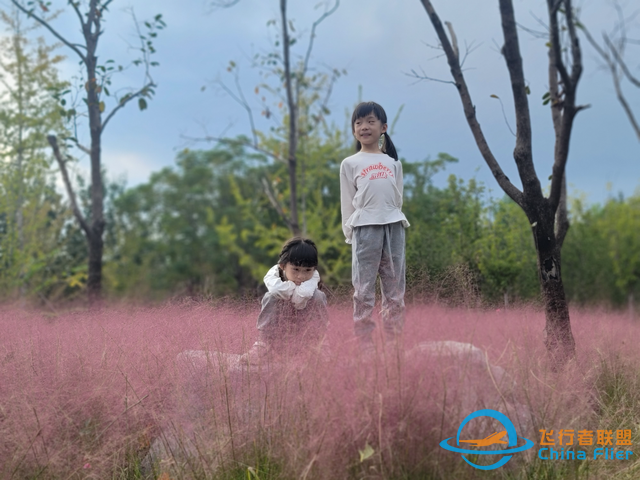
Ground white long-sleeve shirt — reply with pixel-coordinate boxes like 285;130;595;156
340;151;410;244
263;265;320;310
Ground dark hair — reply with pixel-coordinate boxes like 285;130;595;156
278;237;318;268
351;101;398;161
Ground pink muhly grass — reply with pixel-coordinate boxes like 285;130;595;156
0;300;639;478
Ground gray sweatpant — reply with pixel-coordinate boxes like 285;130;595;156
352;222;406;340
256;289;329;352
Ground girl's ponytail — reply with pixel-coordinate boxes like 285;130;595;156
382;132;398;161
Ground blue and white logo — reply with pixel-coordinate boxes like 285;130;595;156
439;409;534;470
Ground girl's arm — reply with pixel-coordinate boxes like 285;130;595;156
339;162;357;242
291;270;320;310
263;265;295;299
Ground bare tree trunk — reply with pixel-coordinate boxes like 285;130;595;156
86;49;105;305
280;0;300;236
531;213;575;361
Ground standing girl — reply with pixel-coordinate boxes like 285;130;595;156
340;101;410;350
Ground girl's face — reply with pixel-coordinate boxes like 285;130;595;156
280;263;315;285
353;113;387;150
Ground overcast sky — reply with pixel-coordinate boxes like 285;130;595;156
5;0;639;205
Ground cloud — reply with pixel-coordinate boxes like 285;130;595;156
102;151;157;186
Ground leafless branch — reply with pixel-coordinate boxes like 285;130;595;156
419;0;524;206
70;139;92;155
216;69;258;146
459;40;480;67
547;0;583;214
499;0;543;196
69;0;86;29
261;177;291;228
208;0;241;10
604;34;640;87
608;55;640;140
490;95;516;136
547;0;571;95
302;0;340;77
47;135;91;238
565;0;582;87
581;10;640;142
445;21;459;60
99;0;114;14
405;67;455;85
517;21;547;39
181;134;285;163
10;0;87;61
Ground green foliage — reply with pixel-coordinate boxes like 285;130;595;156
563;193;640;307
107;144;267;298
0;9;72;302
403;154;485;300
601;196;640;298
105;124;354;299
562;198;619;305
475;196;539;303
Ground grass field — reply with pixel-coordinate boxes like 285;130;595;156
1;300;639;479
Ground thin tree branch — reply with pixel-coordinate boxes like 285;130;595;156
302;0;339;77
406;68;456;85
548;0;583;213
10;0;87;61
604;34;640;87
47;135;91;238
130;8;153;84
101;82;155;133
582;25;640;141
547;0;571;93
99;0;114;14
217;69;258;146
490;95;516;137
68;0;86;29
419;0;524;206
182;134;285;163
208;0;241;9
610;58;640;140
445;21;459;60
261;177;292;228
70;139;92;155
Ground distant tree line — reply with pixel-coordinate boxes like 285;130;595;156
0;3;638;315
2;119;638;310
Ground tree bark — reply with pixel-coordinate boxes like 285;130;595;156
85;45;105;305
530;207;575;362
